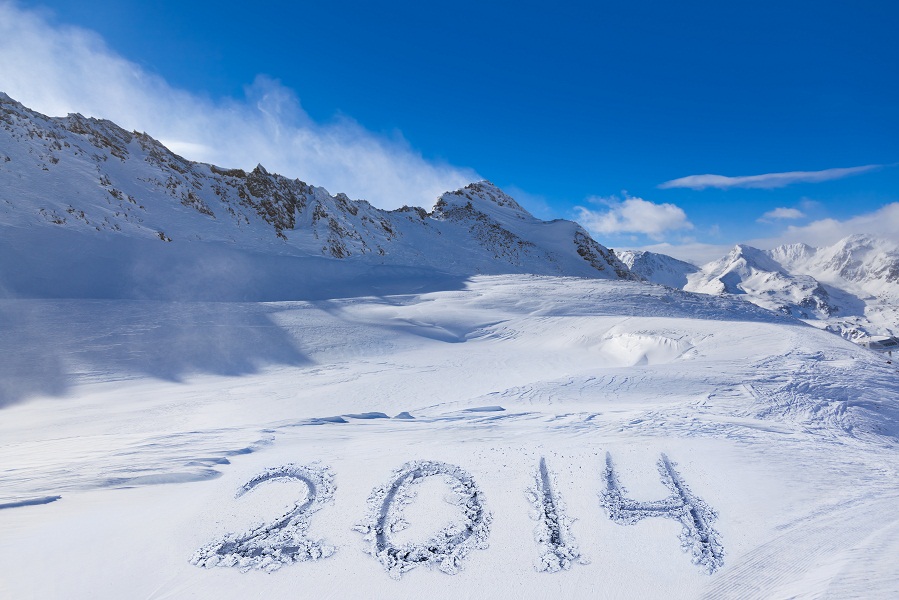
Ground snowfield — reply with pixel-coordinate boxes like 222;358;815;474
2;275;899;599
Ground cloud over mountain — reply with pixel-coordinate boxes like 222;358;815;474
575;195;693;240
0;1;478;208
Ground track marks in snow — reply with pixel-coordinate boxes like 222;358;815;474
355;460;491;579
601;452;724;574
527;457;586;572
702;494;899;599
191;464;335;572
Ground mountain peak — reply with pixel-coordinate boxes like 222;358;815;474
615;249;698;288
435;180;533;219
725;244;784;273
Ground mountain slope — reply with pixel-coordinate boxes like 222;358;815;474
627;240;899;340
683;244;840;320
0;92;633;300
615;249;699;288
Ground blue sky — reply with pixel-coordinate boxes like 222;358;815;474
1;1;897;261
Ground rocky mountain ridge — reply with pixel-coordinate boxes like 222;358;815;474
0;92;633;297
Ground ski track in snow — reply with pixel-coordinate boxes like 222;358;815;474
703;492;899;599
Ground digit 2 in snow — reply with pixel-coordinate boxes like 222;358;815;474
193;455;723;576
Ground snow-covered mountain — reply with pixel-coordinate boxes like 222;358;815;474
0;92;632;300
771;234;899;295
684;244;841;320
615;249;699;288
624;237;899;339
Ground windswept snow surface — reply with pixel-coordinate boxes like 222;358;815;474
2;275;899;598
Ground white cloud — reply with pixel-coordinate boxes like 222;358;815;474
659;165;883;190
749;202;899;249
759;207;805;221
0;2;478;208
621;203;899;264
575;195;693;240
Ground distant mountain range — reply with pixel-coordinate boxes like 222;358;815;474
619;236;899;340
0;92;633;301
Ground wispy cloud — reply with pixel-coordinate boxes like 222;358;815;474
758;207;805;222
576;195;693;240
659;165;883;190
0;2;478;208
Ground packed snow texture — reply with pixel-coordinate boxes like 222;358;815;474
601;452;724;573
527;457;586;572
355;460;492;579
191;463;335;572
2;275;899;599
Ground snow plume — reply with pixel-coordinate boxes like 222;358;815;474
575;195;693;240
659;165;883;190
0;2;478;208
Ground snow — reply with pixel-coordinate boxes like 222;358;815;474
629;238;899;341
0;92;631;291
3;93;899;598
2;275;899;599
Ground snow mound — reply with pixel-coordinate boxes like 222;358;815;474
597;332;694;366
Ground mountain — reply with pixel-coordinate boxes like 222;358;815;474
771;234;899;295
615;249;698;288
624;239;899;340
683;244;840;320
0;92;633;300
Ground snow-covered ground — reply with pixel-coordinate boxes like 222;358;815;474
3;275;899;599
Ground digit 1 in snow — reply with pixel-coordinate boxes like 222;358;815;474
600;452;724;573
528;457;585;572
